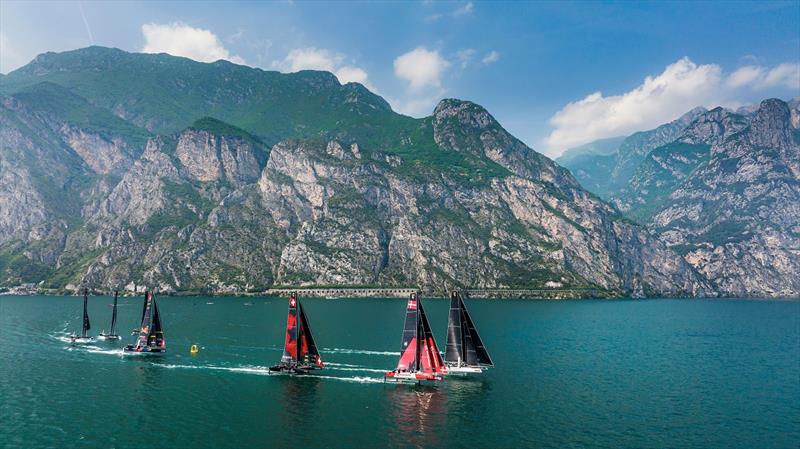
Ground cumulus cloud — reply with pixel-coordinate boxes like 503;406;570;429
394;47;449;91
544;57;800;156
271;47;376;91
391;47;450;117
481;50;499;65
141;22;245;64
0;33;24;73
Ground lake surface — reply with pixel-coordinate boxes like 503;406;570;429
0;295;798;449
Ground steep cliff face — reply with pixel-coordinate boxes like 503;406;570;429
613;108;750;220
58;100;703;296
1;46;790;297
649;99;800;296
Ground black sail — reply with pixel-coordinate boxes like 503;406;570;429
82;289;91;337
134;292;154;348
461;296;493;366
110;291;119;335
395;293;420;372
298;303;323;368
445;291;463;364
149;298;165;348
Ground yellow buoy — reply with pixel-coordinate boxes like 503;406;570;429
190;344;199;354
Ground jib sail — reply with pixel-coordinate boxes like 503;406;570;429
461;295;492;366
298;302;324;368
417;298;445;374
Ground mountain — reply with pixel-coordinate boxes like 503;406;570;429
649;99;800;297
559;107;707;199
0;46;708;297
559;99;799;297
555;136;625;196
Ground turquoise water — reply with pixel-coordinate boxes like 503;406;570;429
0;295;798;448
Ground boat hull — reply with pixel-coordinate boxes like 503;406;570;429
269;363;320;374
123;345;166;355
70;336;94;344
384;371;444;383
97;333;121;341
444;365;485;375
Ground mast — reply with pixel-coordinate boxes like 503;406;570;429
82;288;91;337
134;292;154;349
110;290;119;335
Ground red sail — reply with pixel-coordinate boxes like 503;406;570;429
417;301;446;374
280;293;299;363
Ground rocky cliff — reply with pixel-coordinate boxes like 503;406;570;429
2;46;792;297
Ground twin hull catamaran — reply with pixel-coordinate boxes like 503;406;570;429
97;290;121;341
70;288;93;344
270;292;324;374
385;292;447;382
123;292;166;354
444;290;494;374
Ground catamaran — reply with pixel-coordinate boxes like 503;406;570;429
269;292;324;374
444;290;493;374
70;288;93;344
98;290;121;341
385;292;447;382
123;291;166;354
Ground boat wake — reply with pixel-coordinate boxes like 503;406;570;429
157;363;384;383
325;362;386;374
322;348;399;356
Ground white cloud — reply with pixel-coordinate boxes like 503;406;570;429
271;47;376;91
544;57;800;156
391;47;450;117
727;63;800;90
481;50;499;65
141;22;245;64
394;47;449;91
454;2;474;16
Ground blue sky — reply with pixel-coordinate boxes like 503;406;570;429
1;0;798;156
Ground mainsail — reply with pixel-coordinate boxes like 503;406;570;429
81;288;91;337
444;291;493;367
280;293;300;364
395;293;445;375
109;290;119;336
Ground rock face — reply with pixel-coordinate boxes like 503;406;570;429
0;46;790;297
650;99;800;297
559;99;799;298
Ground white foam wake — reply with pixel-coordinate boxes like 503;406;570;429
323;348;399;356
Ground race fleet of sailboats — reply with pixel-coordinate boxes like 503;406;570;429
69;288;492;382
